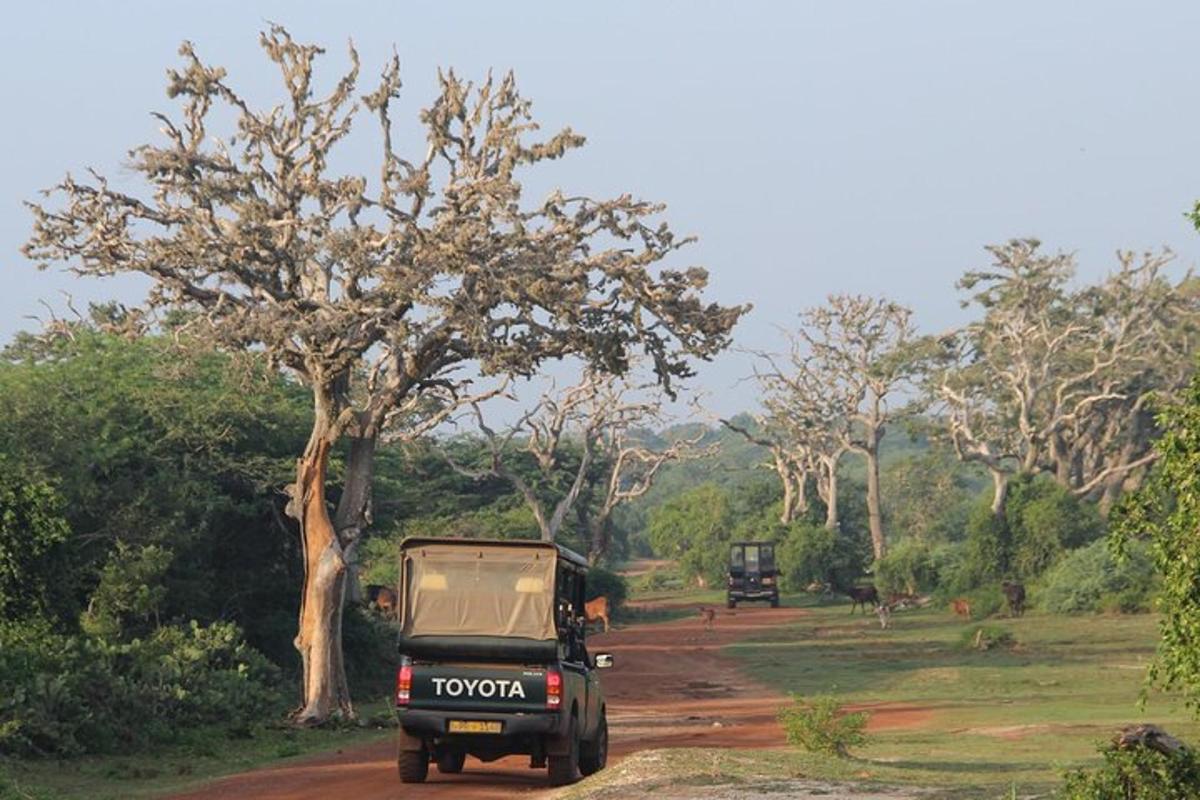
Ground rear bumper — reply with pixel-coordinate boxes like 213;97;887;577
398;708;565;741
729;589;778;599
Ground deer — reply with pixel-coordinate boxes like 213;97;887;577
584;596;610;633
950;597;972;620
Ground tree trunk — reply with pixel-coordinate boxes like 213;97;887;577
335;431;377;604
587;516;610;565
864;445;886;561
990;468;1009;518
290;410;353;725
824;461;840;531
780;466;797;525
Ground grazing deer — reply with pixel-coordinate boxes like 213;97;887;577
585;596;610;633
1001;581;1026;617
950;597;972;619
845;586;879;615
699;606;716;631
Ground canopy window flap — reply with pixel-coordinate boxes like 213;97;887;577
402;543;557;641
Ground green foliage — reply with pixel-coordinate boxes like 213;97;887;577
1114;368;1200;714
874;538;941;596
960;477;1105;591
80;542;172;641
882;449;982;543
647;484;732;586
0;465;70;622
776;694;869;757
958;624;1016;652
340;606;397;700
0;328;309;663
1038;539;1157;615
1059;738;1200;799
0;620;284;757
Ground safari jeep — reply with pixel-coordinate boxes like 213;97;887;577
394;537;613;786
726;541;779;608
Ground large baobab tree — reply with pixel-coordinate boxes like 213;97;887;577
933;239;1197;516
23;28;746;723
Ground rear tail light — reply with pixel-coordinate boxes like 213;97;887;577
396;664;412;706
545;668;562;710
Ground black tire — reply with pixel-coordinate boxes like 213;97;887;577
580;710;608;776
398;746;429;783
727;596;737;610
436;749;466;775
770;595;780;608
548;714;582;786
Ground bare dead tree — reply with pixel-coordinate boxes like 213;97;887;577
448;370;710;561
717;413;811;524
23;28;746;723
749;298;916;557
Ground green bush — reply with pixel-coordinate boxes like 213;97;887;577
0;620;284;757
1059;737;1200;799
776;694;868;757
778;522;861;593
1038;539;1156;615
874;538;940;596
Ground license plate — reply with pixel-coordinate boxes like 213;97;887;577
448;720;502;734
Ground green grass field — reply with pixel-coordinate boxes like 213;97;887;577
725;597;1200;797
0;702;397;800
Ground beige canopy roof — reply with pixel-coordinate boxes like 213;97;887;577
400;541;558;641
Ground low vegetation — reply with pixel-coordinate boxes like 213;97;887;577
777;694;869;756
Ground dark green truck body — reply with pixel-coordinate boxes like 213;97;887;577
393;537;611;786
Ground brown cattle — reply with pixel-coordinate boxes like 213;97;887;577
1002;581;1026;617
845;586;879;615
584;596;610;633
699;606;716;631
366;584;397;619
950;597;972;619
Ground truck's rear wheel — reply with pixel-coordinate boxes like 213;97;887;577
580;710;608;776
398;746;429;783
727;596;737;610
548;715;581;786
771;595;780;608
436;749;466;774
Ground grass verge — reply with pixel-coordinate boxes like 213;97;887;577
0;700;397;800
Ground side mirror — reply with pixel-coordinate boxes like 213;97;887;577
594;653;615;669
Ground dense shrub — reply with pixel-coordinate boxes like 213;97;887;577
0;465;70;623
958;478;1106;592
874;538;940;596
777;694;868;757
0;620;284;757
1038;539;1157;615
778;522;862;592
1059;737;1200;799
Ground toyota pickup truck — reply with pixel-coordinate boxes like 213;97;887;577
394;537;613;786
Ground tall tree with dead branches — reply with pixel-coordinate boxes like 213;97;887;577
450;370;709;562
931;239;1197;517
23;28;746;723
750;297;916;558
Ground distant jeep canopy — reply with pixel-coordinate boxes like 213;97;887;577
400;540;561;642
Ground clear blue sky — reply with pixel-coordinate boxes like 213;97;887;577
3;1;1199;415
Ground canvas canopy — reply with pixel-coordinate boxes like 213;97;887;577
401;542;558;641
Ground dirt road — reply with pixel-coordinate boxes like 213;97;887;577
168;605;805;800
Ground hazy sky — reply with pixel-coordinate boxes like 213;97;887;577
3;1;1199;416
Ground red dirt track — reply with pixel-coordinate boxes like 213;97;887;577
167;605;810;799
